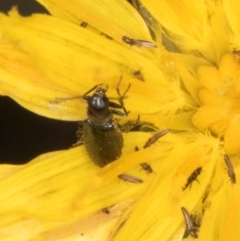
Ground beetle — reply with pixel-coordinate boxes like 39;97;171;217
80;22;88;28
140;162;153;174
54;79;144;182
102;207;110;214
182;167;202;191
118;173;143;183
122;36;157;48
82;78;130;167
133;70;145;81
224;155;236;184
143;129;170;148
181;207;199;239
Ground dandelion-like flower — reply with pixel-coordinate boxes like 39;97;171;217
0;0;240;240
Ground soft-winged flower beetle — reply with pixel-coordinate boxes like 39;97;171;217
82;78;130;167
54;78;144;184
224;155;236;184
182;167;202;191
181;207;199;239
122;36;157;48
135;129;170;173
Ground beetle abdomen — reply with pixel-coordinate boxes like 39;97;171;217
83;121;123;167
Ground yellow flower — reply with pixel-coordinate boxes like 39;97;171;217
0;0;240;240
193;54;240;155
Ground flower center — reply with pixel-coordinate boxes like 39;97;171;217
192;53;240;155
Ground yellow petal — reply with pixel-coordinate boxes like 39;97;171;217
198;88;224;106
36;0;153;43
192;105;229;131
219;53;240;81
197;65;223;94
0;10;177;120
223;0;240;41
113;133;219;241
224;116;240;154
141;0;210;50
